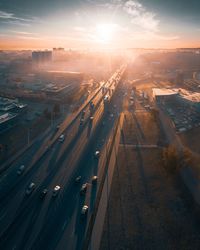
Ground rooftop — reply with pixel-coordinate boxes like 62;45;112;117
153;88;178;96
0;112;17;125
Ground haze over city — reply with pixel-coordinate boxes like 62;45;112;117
0;1;200;250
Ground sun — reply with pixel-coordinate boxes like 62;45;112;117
95;23;116;44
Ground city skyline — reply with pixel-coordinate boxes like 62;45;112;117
0;0;199;49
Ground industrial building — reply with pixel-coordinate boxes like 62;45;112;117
42;83;76;100
152;88;179;103
0;97;27;133
0;112;18;133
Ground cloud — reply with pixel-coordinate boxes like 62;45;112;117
88;0;160;32
123;0;159;32
0;10;32;22
10;31;39;36
130;31;180;41
92;0;178;43
0;10;43;27
0;10;14;19
1;20;31;27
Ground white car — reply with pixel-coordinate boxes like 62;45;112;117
58;134;65;142
17;165;25;175
80;183;87;195
92;176;98;184
52;185;61;197
81;205;88;216
94;151;100;158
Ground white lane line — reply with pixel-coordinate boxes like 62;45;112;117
0;211;7;221
62;219;68;231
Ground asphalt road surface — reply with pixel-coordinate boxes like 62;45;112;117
0;66;126;250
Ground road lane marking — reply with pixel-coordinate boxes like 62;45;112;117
0;211;7;221
62;220;68;231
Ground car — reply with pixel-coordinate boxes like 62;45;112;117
56;125;60;130
26;182;35;195
94;151;100;158
90;116;94;121
17;165;25;175
80;183;87;195
52;185;61;197
58;134;65;142
81;205;88;216
80;118;84;125
40;189;48;199
81;110;86;117
104;95;110;102
92;176;98;184
75;176;82;183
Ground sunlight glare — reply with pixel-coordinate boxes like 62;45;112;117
95;23;116;44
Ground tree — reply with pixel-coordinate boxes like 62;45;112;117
150;108;159;121
182;148;194;167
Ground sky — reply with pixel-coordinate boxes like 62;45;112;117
0;0;199;50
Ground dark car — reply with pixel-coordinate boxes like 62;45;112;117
75;176;82;183
40;189;48;199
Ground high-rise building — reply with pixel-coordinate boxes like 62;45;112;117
32;51;52;65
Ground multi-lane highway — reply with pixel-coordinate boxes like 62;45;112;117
0;65;126;250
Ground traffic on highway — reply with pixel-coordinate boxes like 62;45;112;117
0;65;127;250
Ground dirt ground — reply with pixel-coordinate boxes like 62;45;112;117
100;146;200;250
122;111;161;145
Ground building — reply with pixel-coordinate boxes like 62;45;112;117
0;96;27;133
32;51;52;65
0;97;27;113
0;112;18;133
152;88;179;103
